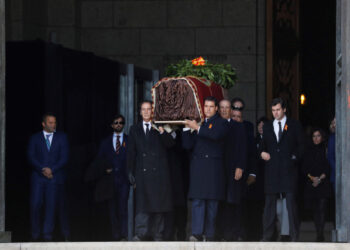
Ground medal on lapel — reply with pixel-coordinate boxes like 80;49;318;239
209;124;213;129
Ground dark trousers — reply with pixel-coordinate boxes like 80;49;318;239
163;206;188;241
312;198;328;239
109;182;129;240
57;184;70;239
216;202;242;241
263;193;299;241
135;212;165;240
192;199;218;238
244;199;264;241
30;178;57;240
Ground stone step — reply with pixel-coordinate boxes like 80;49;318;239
0;242;350;250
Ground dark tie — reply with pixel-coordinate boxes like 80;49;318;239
145;123;150;137
278;121;283;142
116;135;120;154
45;134;51;150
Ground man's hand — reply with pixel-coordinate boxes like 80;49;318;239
234;168;243;180
247;175;256;186
158;126;165;134
261;152;271;161
42;167;53;179
106;168;112;174
184;120;200;131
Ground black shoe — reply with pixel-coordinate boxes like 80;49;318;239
189;235;203;241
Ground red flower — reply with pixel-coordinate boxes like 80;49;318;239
192;56;206;66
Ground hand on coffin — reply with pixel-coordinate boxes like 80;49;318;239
184;119;200;131
158;126;165;134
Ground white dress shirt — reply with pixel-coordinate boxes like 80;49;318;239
113;132;124;151
43;131;54;144
273;115;287;141
143;121;152;134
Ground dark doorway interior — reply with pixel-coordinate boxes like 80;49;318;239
300;0;336;131
5;40;121;241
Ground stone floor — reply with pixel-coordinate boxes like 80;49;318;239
0;242;350;250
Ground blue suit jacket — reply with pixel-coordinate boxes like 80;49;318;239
182;113;229;200
98;133;128;183
27;131;69;184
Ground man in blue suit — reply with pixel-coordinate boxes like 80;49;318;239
97;114;129;241
27;113;69;241
183;96;229;241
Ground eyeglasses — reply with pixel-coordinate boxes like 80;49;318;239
113;121;125;125
232;106;243;111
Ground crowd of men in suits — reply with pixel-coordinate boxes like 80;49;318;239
28;96;321;242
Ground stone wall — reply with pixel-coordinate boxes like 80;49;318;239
6;0;266;125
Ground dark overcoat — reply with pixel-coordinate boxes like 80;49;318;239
224;120;247;204
182;113;229;201
260;118;305;194
127;122;175;213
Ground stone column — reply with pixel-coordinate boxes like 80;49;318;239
334;0;350;243
0;0;10;242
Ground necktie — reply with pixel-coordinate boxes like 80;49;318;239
46;134;51;150
145;123;150;137
116;135;120;155
278;121;283;142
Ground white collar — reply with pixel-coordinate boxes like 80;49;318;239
43;130;54;136
274;115;287;125
113;132;123;137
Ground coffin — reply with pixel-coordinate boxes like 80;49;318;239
151;76;225;123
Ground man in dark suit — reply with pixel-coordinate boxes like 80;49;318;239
183;96;229;241
216;99;247;241
127;101;175;241
96;114;129;240
260;98;305;241
27;113;69;241
231;98;257;240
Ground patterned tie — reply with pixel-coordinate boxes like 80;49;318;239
46;134;51;150
278;121;283;142
116;135;120;155
145;123;150;137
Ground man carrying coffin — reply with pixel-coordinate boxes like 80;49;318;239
127;101;175;241
182;96;229;241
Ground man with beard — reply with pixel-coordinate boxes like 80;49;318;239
217;99;247;241
128;101;175;241
95;114;129;241
183;96;229;241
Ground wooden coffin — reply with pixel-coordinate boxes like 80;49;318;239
152;76;225;123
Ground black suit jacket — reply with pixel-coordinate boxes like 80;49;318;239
260;118;305;194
